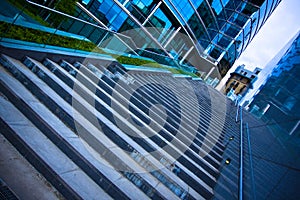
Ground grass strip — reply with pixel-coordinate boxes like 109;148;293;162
0;21;105;53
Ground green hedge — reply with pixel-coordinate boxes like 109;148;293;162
113;55;198;77
113;55;156;66
0;21;105;53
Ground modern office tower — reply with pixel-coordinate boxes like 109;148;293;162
224;64;261;101
66;0;282;81
249;31;300;136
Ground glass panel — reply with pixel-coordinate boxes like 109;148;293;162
145;8;175;42
222;21;241;38
190;0;204;8
82;0;92;5
119;18;140;32
264;0;274;24
172;0;195;21
197;1;218;31
218;34;232;49
242;20;251;51
249;11;259;41
125;1;147;23
211;0;223;15
208;44;224;60
111;10;128;31
229;11;249;27
235;31;244;57
187;9;209;42
163;0;186;25
206;28;218;44
227;42;237;64
255;0;267;34
241;1;259;17
199;39;210;50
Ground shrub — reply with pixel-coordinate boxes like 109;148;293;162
0;21;105;53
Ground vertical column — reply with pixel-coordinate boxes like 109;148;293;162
289;120;300;135
204;66;216;80
112;0;173;58
142;1;162;26
163;27;182;48
123;0;130;6
179;46;194;64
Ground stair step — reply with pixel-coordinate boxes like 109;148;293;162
0;49;244;200
0;73;112;200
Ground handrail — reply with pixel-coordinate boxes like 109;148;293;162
234;90;238;120
237;105;256;199
239;105;243;200
246;123;256;200
235;104;240;122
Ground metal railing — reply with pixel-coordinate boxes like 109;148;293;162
238;105;244;200
246;122;256;200
0;0;139;55
236;103;256;200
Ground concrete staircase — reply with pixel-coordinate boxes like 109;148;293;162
0;52;241;200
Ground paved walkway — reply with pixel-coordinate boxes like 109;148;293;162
0;132;62;200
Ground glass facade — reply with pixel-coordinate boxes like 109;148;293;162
67;0;281;79
249;31;300;136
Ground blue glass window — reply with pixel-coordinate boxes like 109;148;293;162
98;0;111;14
196;1;218;34
82;0;92;5
264;0;275;24
190;0;204;8
254;0;267;35
234;31;243;57
242;20;251;51
150;8;172;30
211;0;223;15
227;42;237;64
221;0;230;7
172;0;194;21
218;34;232;48
110;11;128;31
221;21;241;38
